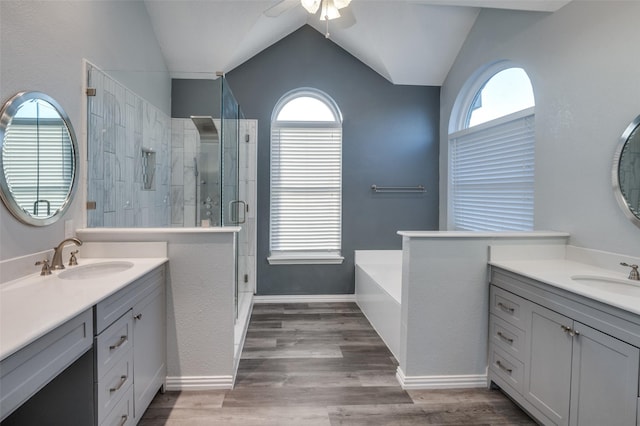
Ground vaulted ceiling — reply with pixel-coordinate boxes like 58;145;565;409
143;0;571;86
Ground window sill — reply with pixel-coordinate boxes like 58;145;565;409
267;254;344;265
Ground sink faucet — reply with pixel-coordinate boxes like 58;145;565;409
51;237;82;270
620;262;640;281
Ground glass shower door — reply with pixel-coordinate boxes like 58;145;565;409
220;78;247;321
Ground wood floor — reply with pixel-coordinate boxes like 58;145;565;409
140;302;535;425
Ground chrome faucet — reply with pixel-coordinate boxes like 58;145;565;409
620;262;640;281
51;237;82;270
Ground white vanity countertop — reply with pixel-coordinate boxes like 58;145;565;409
489;256;640;316
0;256;167;361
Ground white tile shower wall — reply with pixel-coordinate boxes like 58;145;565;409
171;118;200;227
87;64;170;227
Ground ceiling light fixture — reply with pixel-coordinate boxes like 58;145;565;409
301;0;351;38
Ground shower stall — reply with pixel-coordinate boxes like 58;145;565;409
86;66;253;322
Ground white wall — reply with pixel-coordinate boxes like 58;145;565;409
440;0;640;256
0;1;170;260
76;228;239;389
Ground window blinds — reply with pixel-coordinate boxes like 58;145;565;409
450;110;535;231
2;119;74;217
270;125;342;253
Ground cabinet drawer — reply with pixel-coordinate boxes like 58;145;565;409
490;285;527;329
489;347;524;394
489;314;525;361
96;348;133;424
96;311;133;380
100;385;133;426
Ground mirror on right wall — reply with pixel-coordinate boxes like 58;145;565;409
613;114;640;228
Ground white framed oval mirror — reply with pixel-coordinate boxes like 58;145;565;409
0;91;79;226
613;114;640;229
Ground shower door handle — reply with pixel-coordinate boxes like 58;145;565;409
229;200;246;224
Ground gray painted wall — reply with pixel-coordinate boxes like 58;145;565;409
439;1;640;257
172;79;221;119
0;1;170;261
224;26;440;295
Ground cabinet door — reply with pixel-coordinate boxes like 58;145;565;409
526;304;573;426
132;284;165;421
569;322;639;426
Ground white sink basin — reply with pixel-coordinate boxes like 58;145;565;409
571;275;640;296
58;261;134;280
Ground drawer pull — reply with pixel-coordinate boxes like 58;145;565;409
109;335;128;351
496;360;513;374
118;414;128;426
134;313;142;321
497;331;514;344
497;302;515;314
110;375;128;393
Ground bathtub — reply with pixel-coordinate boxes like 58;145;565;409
354;250;402;360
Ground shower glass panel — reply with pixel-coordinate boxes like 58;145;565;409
85;68;250;321
191;116;220;226
219;78;248;321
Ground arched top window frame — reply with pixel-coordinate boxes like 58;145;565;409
272;87;343;128
268;87;344;265
447;60;536;232
449;60;535;134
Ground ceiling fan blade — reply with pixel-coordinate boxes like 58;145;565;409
333;6;356;29
264;0;299;17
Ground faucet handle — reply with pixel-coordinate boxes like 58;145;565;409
35;259;52;276
620;262;640;281
68;250;79;266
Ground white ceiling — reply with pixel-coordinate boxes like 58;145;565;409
143;0;571;86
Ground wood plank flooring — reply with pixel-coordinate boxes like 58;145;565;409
140;302;535;425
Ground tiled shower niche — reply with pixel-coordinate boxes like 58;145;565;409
86;63;171;227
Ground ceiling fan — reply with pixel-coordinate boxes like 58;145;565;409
264;0;356;37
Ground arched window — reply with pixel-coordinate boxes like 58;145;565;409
448;62;535;231
268;88;343;264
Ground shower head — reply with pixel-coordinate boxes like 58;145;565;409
191;116;219;143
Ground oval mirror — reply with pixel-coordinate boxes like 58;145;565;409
613;115;640;228
0;92;78;226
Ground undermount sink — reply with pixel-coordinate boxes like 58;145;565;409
58;261;134;280
571;275;640;296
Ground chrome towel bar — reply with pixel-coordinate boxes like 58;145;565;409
371;185;425;193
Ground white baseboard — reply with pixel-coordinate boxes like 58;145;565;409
253;294;356;304
165;375;234;391
396;367;487;390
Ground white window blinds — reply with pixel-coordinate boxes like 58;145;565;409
2;119;74;217
449;108;535;231
270;124;342;255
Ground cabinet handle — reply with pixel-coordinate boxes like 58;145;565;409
118;414;128;426
109;335;128;350
110;375;128;393
134;313;142;321
561;325;580;337
497;331;514;344
496;360;513;374
497;302;515;314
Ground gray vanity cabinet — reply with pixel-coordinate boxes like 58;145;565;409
132;281;165;422
568;322;639;426
489;268;640;426
526;304;573;425
95;266;166;425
